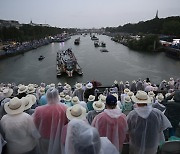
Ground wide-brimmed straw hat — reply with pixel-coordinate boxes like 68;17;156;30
131;91;151;104
4;97;25;115
93;101;105;112
88;95;95;102
124;88;130;94
39;87;45;95
64;95;72;102
21;94;36;110
170;77;174;81
2;88;13;98
99;95;106;103
72;96;80;105
50;83;55;88
75;83;83;90
127;91;134;97
156;93;164;102
60;92;65;98
27;86;35;94
18;85;28;94
125;96;131;103
86;82;93;89
66;104;86;120
148;91;155;97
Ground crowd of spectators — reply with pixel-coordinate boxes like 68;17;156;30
0;77;180;154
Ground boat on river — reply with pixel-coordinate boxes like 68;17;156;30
91;35;99;41
74;37;80;45
38;55;45;60
56;48;83;77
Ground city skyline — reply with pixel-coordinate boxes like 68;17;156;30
0;0;180;28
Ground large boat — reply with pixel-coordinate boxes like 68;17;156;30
56;49;83;77
74;37;80;45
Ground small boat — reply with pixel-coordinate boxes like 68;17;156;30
91;35;99;40
94;41;99;47
74;37;80;45
100;49;109;52
38;55;45;60
101;42;106;47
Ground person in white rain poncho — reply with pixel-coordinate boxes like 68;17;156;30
65;119;119;154
33;87;68;154
127;91;172;154
0;97;40;154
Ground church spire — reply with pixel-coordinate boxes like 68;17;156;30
155;10;159;19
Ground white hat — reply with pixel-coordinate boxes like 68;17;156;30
4;97;25;115
57;82;62;86
60;92;65;98
75;83;83;90
99;95;106;103
119;81;123;84
21;94;36;110
66;104;86;121
50;83;55;88
124;88;130;94
18;85;28;94
33;84;38;88
88;95;95;102
28;84;34;87
39;87;45;95
162;80;167;83
93;101;105;112
148;91;155;97
2;88;13;98
125;96;131;103
27;86;35;94
131;91;151;104
127;91;134;97
170;77;174;81
72;96;80;105
125;81;129;84
65;95;72;102
156;93;164;102
114;80;118;84
86;82;93;89
132;80;136;83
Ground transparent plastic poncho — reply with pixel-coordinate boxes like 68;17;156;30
127;106;172;154
33;87;68;154
65;119;119;154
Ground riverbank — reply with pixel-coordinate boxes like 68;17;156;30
0;34;72;59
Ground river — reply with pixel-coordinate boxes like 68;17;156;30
0;35;179;86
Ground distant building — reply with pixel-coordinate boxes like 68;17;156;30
0;19;21;29
29;20;50;27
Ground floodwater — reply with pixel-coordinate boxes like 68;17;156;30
0;35;180;86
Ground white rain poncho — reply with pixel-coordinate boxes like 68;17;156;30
33;88;68;154
0;112;40;154
65;119;119;154
127;106;172;154
92;109;128;151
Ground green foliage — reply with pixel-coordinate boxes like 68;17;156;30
106;16;180;36
127;35;161;52
0;25;76;41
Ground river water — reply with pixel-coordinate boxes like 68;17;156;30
0;35;179;86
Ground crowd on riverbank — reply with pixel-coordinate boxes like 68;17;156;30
0;77;180;154
0;34;72;59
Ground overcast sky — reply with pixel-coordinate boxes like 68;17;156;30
0;0;179;28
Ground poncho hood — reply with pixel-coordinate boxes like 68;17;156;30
134;105;152;119
104;109;123;118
